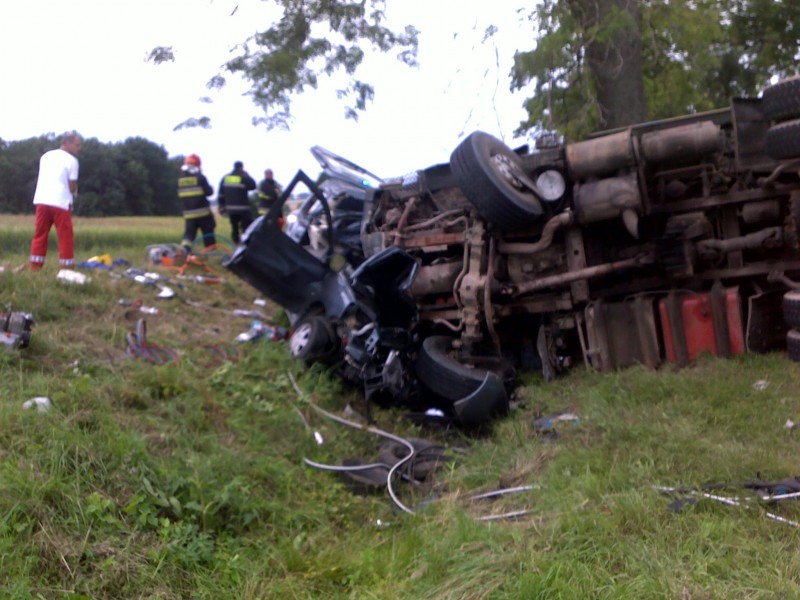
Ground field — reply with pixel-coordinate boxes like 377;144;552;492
2;215;800;599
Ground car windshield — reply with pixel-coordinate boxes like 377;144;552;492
310;145;383;189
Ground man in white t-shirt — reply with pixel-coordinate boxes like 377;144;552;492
29;131;82;270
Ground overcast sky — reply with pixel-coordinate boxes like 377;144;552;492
0;0;533;196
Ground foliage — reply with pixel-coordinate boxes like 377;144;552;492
513;0;800;140
3;217;800;597
148;0;418;131
0;135;183;217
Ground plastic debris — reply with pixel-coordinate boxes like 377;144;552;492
234;320;288;343
532;412;580;440
786;419;799;431
232;309;265;319
753;379;769;391
22;396;52;413
56;269;90;285
253;298;267;307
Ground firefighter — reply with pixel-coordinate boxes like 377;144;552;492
177;154;215;252
257;168;283;216
217;161;256;243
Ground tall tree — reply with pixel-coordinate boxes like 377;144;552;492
567;0;647;130
513;0;800;140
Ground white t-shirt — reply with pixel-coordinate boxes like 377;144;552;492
32;148;79;210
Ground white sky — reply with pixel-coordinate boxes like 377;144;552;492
0;0;534;197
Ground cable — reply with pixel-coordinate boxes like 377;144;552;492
125;319;179;365
289;371;538;520
288;371;417;514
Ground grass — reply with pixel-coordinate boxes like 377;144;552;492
2;214;800;598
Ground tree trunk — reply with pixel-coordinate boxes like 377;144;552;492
567;0;648;130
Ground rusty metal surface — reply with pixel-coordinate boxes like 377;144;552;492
566;129;634;180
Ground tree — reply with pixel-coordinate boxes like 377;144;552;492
512;0;800;141
0;136;182;217
149;0;419;130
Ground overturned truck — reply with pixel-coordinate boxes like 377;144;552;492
227;77;800;426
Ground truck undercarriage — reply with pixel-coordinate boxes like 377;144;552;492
227;76;800;426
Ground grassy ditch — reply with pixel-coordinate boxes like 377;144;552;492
2;216;800;598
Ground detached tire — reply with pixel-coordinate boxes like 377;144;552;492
788;329;800;362
450;131;544;231
766;119;800;160
415;336;495;400
762;76;800;122
289;316;339;365
415;336;512;428
783;291;800;329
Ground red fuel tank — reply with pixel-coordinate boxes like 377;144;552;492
659;287;745;364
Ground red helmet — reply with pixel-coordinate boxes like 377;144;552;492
184;154;201;167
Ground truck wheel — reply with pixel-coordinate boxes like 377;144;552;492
762;76;800;122
783;291;800;329
450;131;544;231
289;316;339;365
787;329;800;362
415;335;512;403
766;119;800;160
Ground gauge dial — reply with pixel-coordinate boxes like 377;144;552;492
536;169;566;202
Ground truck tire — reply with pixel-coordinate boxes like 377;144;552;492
415;335;513;395
766;119;800;160
289;316;339;365
783;291;800;329
762;76;800;122
787;329;800;362
450;131;544;231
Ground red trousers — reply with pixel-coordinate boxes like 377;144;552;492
30;204;74;269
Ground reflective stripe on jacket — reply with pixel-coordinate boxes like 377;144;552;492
178;175;212;219
218;171;256;214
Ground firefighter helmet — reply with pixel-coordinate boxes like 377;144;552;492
184;154;201;167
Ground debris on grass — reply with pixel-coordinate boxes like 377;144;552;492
22;396;52;413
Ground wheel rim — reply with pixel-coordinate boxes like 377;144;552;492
489;148;542;210
290;323;313;356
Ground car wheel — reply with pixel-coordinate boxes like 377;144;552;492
787;329;800;362
289;316;339;364
450;131;544;231
766;119;800;160
762;76;800;122
783;291;800;329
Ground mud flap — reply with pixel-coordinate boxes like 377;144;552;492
452;372;508;428
746;290;786;353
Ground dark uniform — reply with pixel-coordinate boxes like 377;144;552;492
178;154;215;251
257;169;283;216
218;161;257;243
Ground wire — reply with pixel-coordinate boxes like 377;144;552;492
125;319;179;365
288;371;417;514
289;371;538;520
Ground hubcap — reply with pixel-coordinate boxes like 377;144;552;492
290;323;313;356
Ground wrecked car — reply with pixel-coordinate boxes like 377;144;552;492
226;76;800;426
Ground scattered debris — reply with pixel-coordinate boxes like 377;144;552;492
144;244;184;266
234;320;288;343
126;319;178;365
532;412;580;439
785;419;799;431
656;477;800;528
56;269;90;285
753;379;770;391
1;308;34;350
22;396;52;413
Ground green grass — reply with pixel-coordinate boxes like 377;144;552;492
3;215;800;598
